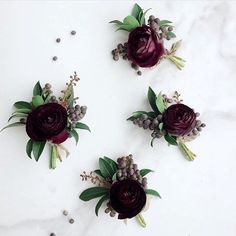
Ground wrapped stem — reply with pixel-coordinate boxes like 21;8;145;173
135;213;146;228
50;144;57;169
166;55;186;70
178;140;196;161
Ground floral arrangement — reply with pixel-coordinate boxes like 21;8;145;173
127;87;206;161
79;155;160;227
1;72;90;169
110;3;185;75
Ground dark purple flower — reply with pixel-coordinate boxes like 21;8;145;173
110;179;146;219
162;104;196;136
127;26;165;68
26;103;68;143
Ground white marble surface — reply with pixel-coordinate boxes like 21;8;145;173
0;1;236;235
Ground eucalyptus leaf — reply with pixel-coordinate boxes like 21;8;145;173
140;169;153;177
79;187;109;201
32;95;44;107
95;194;109;216
146;189;161;198
1;122;25;132
26;139;33;159
33;81;43;96
14;101;32;110
99;158;114;178
32;141;46;162
70;129;79;145
156;92;165;113
103;156;118;173
148;87;158;112
75;122;91;132
132;3;142;20
164;134;178;146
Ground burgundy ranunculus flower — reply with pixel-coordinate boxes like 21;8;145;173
162;104;196;136
127;26;165;68
26;103;68;143
110;179;146;219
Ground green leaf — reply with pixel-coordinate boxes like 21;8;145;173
99;158;114;178
75;122;91;132
14;101;32;110
50;144;57;169
12;108;31;115
33;81;43;96
1;122;25;132
132;3;142;20
166;31;176;39
140;169;153;177
103;156;118;173
32;141;46;161
116;24;137;32
8;113;27;122
159;122;163;130
112;172;117;181
79;187;109;201
93;169;103;177
26;139;33;159
146;189;161;198
70;129;79;145
32;95;44;107
109;20;123;25
148;87;158;112
123;15;140;28
156;92;165;113
135;214;146;228
160;20;172;27
139;8;151;25
95;194;109;216
164;134;178;146
67;85;74;107
127;111;148;121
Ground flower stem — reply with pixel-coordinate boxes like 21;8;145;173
177;140;196;161
135;213;146;228
166;54;186;70
50;144;57;169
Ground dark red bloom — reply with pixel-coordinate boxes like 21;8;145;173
26;103;68;143
163;104;196;136
109;179;146;219
127;26;164;68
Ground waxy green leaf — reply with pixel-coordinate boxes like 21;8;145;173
79;187;109;201
93;169;103;177
33;81;43;96
164;134;178;146
132;3;142;20
103;156;118;173
123;15;140;28
99;158;114;178
156;92;165;113
146;189;161;198
166;31;176;39
14;101;32;110
26;139;33;159
70;129;79;145
140;169;153;177
12;108;31;115
75;122;91;132
95;194;109;216
8;113;27;122
159;20;172;27
148;87;159;112
32;95;44;107
109;20;123;25
1;122;25;132
32;141;46;161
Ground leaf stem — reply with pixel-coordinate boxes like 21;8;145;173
135;213;146;228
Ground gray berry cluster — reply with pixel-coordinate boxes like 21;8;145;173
132;114;164;139
67;105;87;128
104;202;117;217
148;15;174;40
188;112;206;137
116;154;148;189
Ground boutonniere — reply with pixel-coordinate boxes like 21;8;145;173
79;155;160;227
128;88;206;161
110;3;185;75
1;72;90;169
